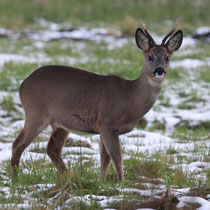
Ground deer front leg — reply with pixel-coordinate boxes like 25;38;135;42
100;127;124;182
99;137;111;181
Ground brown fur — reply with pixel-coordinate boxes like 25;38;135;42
11;25;183;181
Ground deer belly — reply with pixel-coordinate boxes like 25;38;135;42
118;123;136;135
59;114;98;134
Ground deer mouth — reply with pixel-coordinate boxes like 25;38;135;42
153;67;166;79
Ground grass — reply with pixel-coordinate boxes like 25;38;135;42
0;95;17;113
0;48;209;208
172;126;210;142
177;102;196;110
1;135;208;209
0;157;116;208
0;38;143;93
0;62;40;91
0;1;210;208
166;147;178;155
200;67;210;83
148;120;166;132
0;0;210;32
0;124;209;208
120;15;138;36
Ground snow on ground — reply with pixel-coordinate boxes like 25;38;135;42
0;53;51;67
0;124;209;209
0;21;209;209
0;21;128;50
177;196;210;210
171;58;210;69
193;26;210;43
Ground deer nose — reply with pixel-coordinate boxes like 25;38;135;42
153;67;166;79
153;67;165;75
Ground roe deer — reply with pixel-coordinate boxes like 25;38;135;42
11;22;183;181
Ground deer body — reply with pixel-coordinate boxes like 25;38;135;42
21;66;159;135
11;23;183;181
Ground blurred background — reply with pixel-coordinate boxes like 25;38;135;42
0;0;209;33
0;0;210;209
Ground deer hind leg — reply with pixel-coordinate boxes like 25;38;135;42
99;137;111;181
11;117;49;179
47;127;69;174
100;128;124;181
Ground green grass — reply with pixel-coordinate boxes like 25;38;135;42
177;102;196;110
148;120;166;132
200;67;210;83
0;0;210;32
0;1;210;208
160;96;171;107
166;147;178;155
167;68;184;80
0;125;209;208
172;126;210;143
0;62;40;91
0;95;16;113
0;157;120;208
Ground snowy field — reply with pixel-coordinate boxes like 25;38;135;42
0;20;209;209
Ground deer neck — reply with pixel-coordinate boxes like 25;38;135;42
137;68;163;92
130;68;163;119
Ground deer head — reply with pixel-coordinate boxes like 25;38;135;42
135;20;183;83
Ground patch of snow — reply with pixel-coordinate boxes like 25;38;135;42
0;24;128;50
99;195;124;208
33;41;44;49
181;36;197;48
141;182;165;190
176;48;202;57
34;183;54;189
0;28;13;36
118;187;164;197
145;107;210;130
171;188;191;195
21;152;49;162
36;18;60;31
195;27;210;35
171;58;210;69
10;120;25;129
63;195;91;207
0;54;35;66
62;146;96;155
1;187;10;194
177;196;210;210
0;142;12;161
0;53;51;67
121;129;174;154
181;161;209;173
135;209;154;210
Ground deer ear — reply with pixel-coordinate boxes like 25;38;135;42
135;28;150;51
165;30;183;52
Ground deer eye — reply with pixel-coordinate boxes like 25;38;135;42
165;55;170;61
148;55;154;61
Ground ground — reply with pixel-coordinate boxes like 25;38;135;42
0;1;210;209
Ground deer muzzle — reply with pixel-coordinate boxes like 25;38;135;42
153;67;166;79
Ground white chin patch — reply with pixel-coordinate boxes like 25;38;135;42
155;73;165;79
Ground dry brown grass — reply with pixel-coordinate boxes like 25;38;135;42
121;15;138;37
